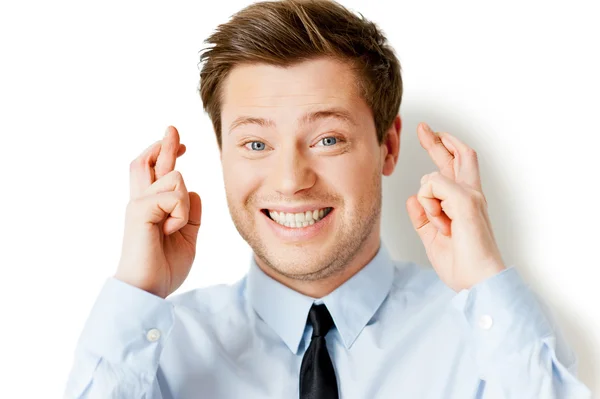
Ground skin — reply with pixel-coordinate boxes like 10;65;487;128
217;55;506;297
409;123;506;292
129;56;507;299
219;57;400;298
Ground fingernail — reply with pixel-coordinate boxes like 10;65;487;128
422;123;432;133
164;126;170;137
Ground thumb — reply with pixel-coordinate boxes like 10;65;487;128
179;191;202;244
406;195;437;243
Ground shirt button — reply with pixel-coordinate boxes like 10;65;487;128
146;328;161;342
478;314;493;330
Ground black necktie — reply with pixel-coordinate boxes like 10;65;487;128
299;304;339;399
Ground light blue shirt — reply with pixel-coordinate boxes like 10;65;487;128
64;241;592;398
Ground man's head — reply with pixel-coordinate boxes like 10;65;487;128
198;0;402;286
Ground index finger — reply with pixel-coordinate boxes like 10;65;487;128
437;130;482;191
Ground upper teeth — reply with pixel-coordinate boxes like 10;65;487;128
268;208;330;228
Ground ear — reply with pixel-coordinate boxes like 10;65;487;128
381;115;401;176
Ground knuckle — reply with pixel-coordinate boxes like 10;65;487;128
125;199;140;217
443;156;454;170
420;172;435;185
466;148;478;158
174;189;187;203
170;170;187;188
129;158;141;171
172;170;188;191
170;169;183;181
466;191;485;208
474;190;485;202
131;156;151;172
475;191;487;206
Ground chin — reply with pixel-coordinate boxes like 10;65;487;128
255;237;350;281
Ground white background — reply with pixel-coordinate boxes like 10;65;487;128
1;0;598;396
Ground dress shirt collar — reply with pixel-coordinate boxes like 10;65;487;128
247;241;395;354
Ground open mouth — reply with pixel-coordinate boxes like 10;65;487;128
261;207;333;228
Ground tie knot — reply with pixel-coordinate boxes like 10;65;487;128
307;304;334;338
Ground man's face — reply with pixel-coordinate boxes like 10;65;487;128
220;57;387;281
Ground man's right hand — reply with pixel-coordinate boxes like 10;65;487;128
114;126;202;299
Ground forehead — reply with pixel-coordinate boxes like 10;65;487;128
220;57;363;113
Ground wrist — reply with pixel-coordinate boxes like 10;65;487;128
113;272;167;299
466;262;507;291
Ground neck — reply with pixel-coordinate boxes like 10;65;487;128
255;232;382;298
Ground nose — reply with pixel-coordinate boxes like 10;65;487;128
270;144;316;197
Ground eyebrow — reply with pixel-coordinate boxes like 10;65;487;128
227;107;357;135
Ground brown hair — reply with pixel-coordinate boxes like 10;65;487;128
198;0;403;149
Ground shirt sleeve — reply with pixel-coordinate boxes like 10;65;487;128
455;266;593;398
63;277;174;399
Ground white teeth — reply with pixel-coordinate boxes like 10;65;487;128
268;208;331;228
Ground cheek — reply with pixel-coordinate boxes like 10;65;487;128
222;157;264;208
319;152;377;202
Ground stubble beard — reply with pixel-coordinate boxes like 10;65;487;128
226;171;382;282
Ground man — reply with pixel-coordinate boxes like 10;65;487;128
64;0;592;397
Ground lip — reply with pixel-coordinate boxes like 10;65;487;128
261;207;335;241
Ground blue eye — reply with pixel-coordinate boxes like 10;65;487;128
248;141;266;151
321;137;337;146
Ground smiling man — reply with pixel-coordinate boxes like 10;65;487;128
64;0;591;398
220;58;388;298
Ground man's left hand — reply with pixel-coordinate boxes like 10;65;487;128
406;122;507;292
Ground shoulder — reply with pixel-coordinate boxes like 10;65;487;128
388;259;456;303
166;275;249;316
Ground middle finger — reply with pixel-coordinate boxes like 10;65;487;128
155;126;181;180
129;134;186;200
418;122;455;179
